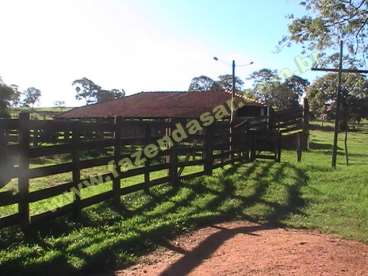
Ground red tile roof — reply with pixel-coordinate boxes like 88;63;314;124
58;90;265;119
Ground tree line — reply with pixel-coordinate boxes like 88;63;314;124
0;77;125;118
188;69;368;125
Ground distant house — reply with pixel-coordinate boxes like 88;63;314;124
58;90;267;120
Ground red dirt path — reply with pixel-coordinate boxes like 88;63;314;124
115;221;368;276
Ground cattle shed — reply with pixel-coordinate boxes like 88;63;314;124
58;90;267;120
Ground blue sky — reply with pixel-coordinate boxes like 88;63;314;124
0;0;321;106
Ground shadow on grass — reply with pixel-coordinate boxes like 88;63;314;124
0;160;309;276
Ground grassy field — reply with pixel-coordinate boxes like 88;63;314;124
0;121;367;275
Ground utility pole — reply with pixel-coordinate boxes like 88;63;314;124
231;60;236;122
331;40;344;169
312;40;368;168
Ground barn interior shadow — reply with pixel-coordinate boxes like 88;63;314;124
0;160;309;276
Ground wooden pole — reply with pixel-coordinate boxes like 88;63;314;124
332;40;344;169
144;123;151;190
203;127;213;176
169;120;178;185
18;112;30;233
72;122;81;217
113;116;122;206
303;98;310;150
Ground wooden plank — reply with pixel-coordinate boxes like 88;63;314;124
0;191;19;206
29;162;74;178
28;182;74;202
179;170;206;181
79;156;115;170
29;143;72;158
177;159;204;167
80;190;114;208
30;202;75;225
275;119;303;129
0;213;20;228
29;139;115;158
0;119;19;130
280;126;303;134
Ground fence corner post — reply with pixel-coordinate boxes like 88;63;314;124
18;112;31;234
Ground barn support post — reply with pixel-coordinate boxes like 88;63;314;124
113;116;122;207
18;112;31;234
72;122;81;217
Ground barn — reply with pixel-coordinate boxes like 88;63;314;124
58;90;267;120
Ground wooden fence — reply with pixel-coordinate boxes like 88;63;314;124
0;103;309;232
0;116;247;231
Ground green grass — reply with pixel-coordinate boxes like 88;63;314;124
0;121;367;275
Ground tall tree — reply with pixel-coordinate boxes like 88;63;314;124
73;78;125;104
281;0;368;66
248;69;301;110
22;87;41;107
0;82;14;118
306;73;368;120
248;68;280;85
188;75;218;92
217;74;244;92
284;75;310;98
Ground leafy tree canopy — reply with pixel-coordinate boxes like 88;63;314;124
22;87;41;107
281;0;368;66
306;72;368;121
247;69;307;110
188;75;218;92
73;78;125;104
217;74;244;92
0;82;14;118
284;75;310;97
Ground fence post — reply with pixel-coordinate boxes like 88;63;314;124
250;133;256;161
169;120;178;185
297;132;302;162
0;121;7;180
203;127;213;176
303;98;310;150
113;117;122;207
277;133;282;162
18;112;30;233
72;122;81;217
144;123;151;190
